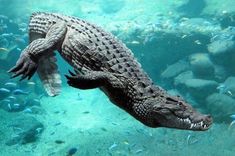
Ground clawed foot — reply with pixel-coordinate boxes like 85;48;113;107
8;53;38;80
65;70;80;88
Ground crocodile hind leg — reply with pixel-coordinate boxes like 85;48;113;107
65;70;124;90
8;22;67;80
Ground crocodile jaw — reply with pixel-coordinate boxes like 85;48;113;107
145;97;213;131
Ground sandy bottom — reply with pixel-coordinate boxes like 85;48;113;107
0;87;235;156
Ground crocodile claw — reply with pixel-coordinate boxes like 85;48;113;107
8;53;38;80
65;74;78;87
65;69;83;88
68;69;76;76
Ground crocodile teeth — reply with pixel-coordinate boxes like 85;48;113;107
179;117;206;129
190;124;194;129
203;124;207;128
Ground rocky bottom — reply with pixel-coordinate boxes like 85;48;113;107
0;87;234;156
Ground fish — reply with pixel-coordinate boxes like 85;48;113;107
16;48;21;51
7;96;16;101
194;40;202;45
101;127;108;132
230;114;235;120
4;82;17;89
12;89;29;95
135;149;143;154
227;90;233;96
216;84;226;94
55;140;65;144
54;122;61;126
27;81;36;85
123;140;129;145
1;33;13;37
1;99;11;103
229;115;235;129
108;143;117;151
67;147;78;156
181;34;187;39
111;122;119;126
186;134;198;145
228;114;235;129
130;40;140;44
229;121;235;129
0;88;10;93
0;88;11;99
82;111;90;114
23;108;32;113
13;103;20;107
36;127;43;133
0;47;9;52
7;103;11;110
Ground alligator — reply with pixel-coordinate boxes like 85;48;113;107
9;12;212;131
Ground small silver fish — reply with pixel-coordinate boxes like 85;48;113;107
12;89;29;95
135;149;143;154
186;134;198;145
1;99;11;103
216;84;226;94
7;103;11;110
27;81;36;85
13;103;20;108
0;88;10;93
7;96;16;100
108;143;117;151
23;108;32;113
4;82;17;87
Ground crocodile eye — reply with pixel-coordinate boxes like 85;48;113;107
177;102;183;106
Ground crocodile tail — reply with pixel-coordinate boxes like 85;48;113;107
37;52;62;96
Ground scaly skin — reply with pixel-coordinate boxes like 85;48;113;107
9;12;212;131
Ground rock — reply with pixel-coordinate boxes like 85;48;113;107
208;40;235;56
206;93;235;122
5;115;44;145
214;65;229;82
161;60;189;79
177;1;206;17
189;53;214;78
220;13;235;29
174;71;193;87
208;40;235;67
184;79;218;99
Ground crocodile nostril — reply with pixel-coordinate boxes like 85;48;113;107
202;115;213;127
205;115;213;122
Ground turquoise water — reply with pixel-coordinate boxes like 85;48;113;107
0;0;235;155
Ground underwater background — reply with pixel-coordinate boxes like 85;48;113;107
0;0;235;155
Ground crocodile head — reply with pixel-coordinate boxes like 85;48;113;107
147;96;212;131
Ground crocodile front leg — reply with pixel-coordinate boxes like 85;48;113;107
65;70;125;90
8;22;67;80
